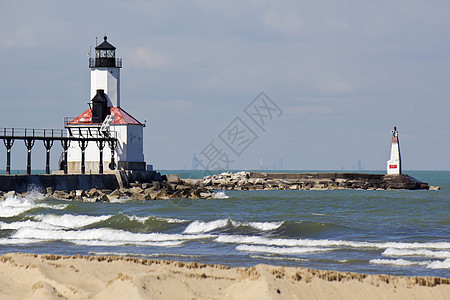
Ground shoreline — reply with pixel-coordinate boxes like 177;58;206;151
0;252;448;299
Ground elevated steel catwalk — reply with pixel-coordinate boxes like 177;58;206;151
0;128;117;175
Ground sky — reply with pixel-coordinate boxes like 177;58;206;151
0;0;449;171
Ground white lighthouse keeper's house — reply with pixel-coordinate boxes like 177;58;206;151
65;36;146;173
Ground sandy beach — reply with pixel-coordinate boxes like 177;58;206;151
0;253;447;299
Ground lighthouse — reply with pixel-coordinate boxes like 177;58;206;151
65;36;146;173
386;126;401;175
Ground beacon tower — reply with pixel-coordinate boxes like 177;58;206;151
65;36;146;173
386;126;401;175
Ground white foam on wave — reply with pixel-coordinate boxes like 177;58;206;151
215;235;450;250
128;215;150;223
249;255;308;262
35;214;111;228
213;191;229;199
0;196;68;218
237;244;332;255
108;198;132;203
383;248;450;259
37;203;69;210
10;226;215;246
0;220;60;230
127;215;187;224
370;258;428;267
24;189;46;201
74;240;184;247
247;221;283;231
184;219;283;234
426;258;450;269
0;237;45;244
0;196;37;217
184;219;229;234
149;216;187;224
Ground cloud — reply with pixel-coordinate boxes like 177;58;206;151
262;9;304;38
0;27;38;49
289;105;333;116
126;46;170;70
319;79;353;95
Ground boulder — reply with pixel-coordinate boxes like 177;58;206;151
164;174;181;184
144;189;160;200
130;181;141;188
155;190;170;200
75;190;87;197
254;178;265;185
53;190;70;199
4;191;17;198
83;197;97;203
201;178;212;186
109;189;123;197
131;193;151;201
199;191;213;199
119;187;133;197
45;187;53;196
88;188;100;197
99;194;110;202
175;185;190;191
129;186;144;194
141;182;151;189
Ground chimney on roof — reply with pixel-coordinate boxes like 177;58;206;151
91;89;108;123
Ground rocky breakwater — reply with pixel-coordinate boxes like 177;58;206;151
0;174;215;202
200;171;434;190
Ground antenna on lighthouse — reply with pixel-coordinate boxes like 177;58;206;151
386;126;401;175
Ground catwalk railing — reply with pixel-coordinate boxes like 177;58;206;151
0;128;118;175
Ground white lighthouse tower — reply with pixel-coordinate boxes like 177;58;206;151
386;126;401;175
65;36;146;173
90;36;120;107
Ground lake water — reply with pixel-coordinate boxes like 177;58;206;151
0;170;448;278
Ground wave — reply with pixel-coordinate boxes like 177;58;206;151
0;237;45;244
0;220;60;230
73;240;184;247
0;197;39;217
213;191;229;199
382;248;450;259
370;258;450;269
215;235;450;250
249;255;308;262
0;196;68;218
247;221;284;231
275;220;344;238
427;258;450;269
35;214;111;228
184;219;229;234
9;226;215;246
236;245;332;255
1;213;190;238
370;258;428;267
183;219;284;234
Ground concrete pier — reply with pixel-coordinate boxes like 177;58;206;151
0;170;163;193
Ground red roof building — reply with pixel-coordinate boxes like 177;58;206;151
69;107;142;125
